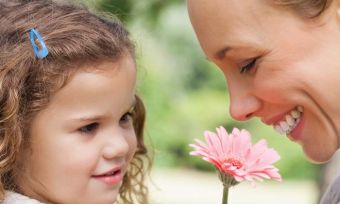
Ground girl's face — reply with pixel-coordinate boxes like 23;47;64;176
188;0;340;162
17;56;137;204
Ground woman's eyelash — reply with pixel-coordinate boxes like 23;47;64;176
240;58;257;74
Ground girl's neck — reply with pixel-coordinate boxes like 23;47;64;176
3;190;44;204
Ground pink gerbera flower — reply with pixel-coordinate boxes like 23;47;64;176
189;126;282;185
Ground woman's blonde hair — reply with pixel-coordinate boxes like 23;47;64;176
0;0;149;203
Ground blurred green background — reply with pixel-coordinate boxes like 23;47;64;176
83;0;321;181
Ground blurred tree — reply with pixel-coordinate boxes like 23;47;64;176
93;0;182;25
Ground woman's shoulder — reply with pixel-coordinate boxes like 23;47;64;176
320;174;340;204
331;175;340;189
2;191;44;204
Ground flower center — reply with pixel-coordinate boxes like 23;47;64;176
226;158;243;169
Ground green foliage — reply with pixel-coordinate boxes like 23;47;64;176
94;0;182;25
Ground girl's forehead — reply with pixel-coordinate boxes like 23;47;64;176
45;58;136;109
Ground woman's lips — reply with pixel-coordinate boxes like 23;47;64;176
288;113;305;142
262;111;290;126
262;106;304;136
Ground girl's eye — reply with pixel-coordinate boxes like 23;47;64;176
239;58;257;74
120;112;133;125
78;123;99;134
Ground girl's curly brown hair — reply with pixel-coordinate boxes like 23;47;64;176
0;0;149;203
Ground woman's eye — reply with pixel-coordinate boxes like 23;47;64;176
239;58;257;74
78;123;99;134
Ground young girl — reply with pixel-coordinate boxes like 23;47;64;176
0;0;149;203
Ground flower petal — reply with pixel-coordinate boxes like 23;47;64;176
189;127;282;186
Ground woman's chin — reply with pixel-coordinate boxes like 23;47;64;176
303;145;337;164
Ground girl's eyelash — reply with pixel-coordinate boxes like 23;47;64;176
78;123;99;134
77;108;136;134
120;111;134;123
240;58;257;74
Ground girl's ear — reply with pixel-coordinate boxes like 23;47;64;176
333;0;340;26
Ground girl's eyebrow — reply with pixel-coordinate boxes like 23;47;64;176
129;99;137;112
71;99;137;122
68;97;137;123
70;115;104;123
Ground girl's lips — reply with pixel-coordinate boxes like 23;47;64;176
92;170;124;186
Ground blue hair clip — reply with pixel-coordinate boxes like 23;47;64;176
29;28;49;59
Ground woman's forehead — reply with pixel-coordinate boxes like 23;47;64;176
187;0;278;56
188;0;281;26
188;0;272;15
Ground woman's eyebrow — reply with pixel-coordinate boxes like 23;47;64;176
214;44;261;61
215;46;232;60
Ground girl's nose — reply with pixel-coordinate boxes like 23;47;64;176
102;131;131;160
228;79;262;121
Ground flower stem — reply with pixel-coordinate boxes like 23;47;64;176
222;186;229;204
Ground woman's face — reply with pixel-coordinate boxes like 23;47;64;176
188;0;340;162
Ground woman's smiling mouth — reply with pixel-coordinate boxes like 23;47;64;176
262;106;304;136
273;106;304;135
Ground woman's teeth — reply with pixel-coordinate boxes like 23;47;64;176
274;106;303;135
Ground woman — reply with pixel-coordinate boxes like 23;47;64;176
187;0;340;203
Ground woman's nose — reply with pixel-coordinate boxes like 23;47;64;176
228;80;262;121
